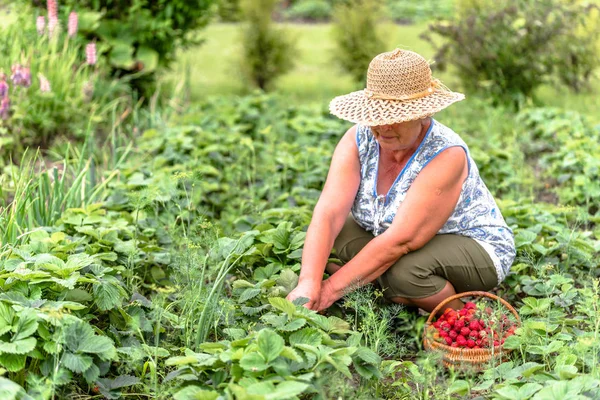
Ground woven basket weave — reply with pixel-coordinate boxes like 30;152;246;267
422;291;520;371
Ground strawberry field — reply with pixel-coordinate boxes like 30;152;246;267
1;0;600;399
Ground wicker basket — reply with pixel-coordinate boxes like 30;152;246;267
422;291;521;370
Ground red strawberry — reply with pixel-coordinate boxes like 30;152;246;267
466;339;475;348
440;330;448;338
468;321;480;331
460;327;471;337
433;321;441;329
445;336;453;345
449;330;458;339
469;330;480;339
473;345;481;349
444;307;454;315
493;340;500;347
451;342;459;348
475;339;482;346
464;302;476;310
458;309;468;317
454;319;465;329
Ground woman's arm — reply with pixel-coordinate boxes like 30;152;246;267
286;125;361;309
316;146;468;310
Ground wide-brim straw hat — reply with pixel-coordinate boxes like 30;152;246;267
329;49;465;126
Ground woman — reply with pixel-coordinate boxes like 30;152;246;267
286;49;515;313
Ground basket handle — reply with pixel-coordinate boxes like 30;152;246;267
425;291;521;326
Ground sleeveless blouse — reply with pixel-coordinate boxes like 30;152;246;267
350;120;515;283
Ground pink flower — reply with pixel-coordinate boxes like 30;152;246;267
86;42;97;66
38;73;51;93
21;67;32;88
68;12;78;37
10;65;23;86
47;0;58;20
0;74;8;98
48;16;59;36
0;96;10;120
37;16;46;35
10;65;31;88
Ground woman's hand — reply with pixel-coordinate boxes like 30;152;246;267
286;280;321;310
315;279;342;312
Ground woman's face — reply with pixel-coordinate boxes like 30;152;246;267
371;118;429;151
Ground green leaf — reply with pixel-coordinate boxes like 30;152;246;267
239;352;269;372
0;337;36;354
495;385;520;400
257;329;284;362
269;297;296;318
555;365;578;379
354;347;381;365
63;320;116;360
279;318;306;332
64;289;93;303
246;381;275;395
0;354;26;372
174;386;219;400
267;381;309;399
280;346;302;362
13;309;38;341
110;42;136;69
93;276;126;311
447;379;470;396
83;363;100;383
62;352;93;373
0;376;25;399
289;328;322;347
276;269;299;295
519;383;543;399
239;288;262;303
135;47;159;72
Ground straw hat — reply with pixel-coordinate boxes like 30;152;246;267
329;49;465;126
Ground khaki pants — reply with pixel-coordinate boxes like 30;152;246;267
333;216;498;299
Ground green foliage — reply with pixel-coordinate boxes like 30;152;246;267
331;0;386;85
166;298;381;398
59;0;215;97
285;0;333;21
239;0;297;90
387;0;454;23
516;108;600;211
422;0;600;107
0;6;129;159
217;0;242;22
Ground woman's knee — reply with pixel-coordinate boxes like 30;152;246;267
380;258;445;299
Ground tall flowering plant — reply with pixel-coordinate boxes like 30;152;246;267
0;2;128;159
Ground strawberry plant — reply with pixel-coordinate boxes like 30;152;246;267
166;297;381;399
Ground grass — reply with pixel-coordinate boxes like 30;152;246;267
167;22;451;105
167;22;600;121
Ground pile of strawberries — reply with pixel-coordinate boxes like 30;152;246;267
430;302;517;349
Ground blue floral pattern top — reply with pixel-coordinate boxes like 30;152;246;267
350;120;515;283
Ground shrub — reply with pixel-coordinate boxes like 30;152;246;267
387;0;454;24
421;0;600;107
0;5;129;160
331;0;386;85
285;0;332;21
217;0;242;22
21;0;216;99
239;0;296;90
